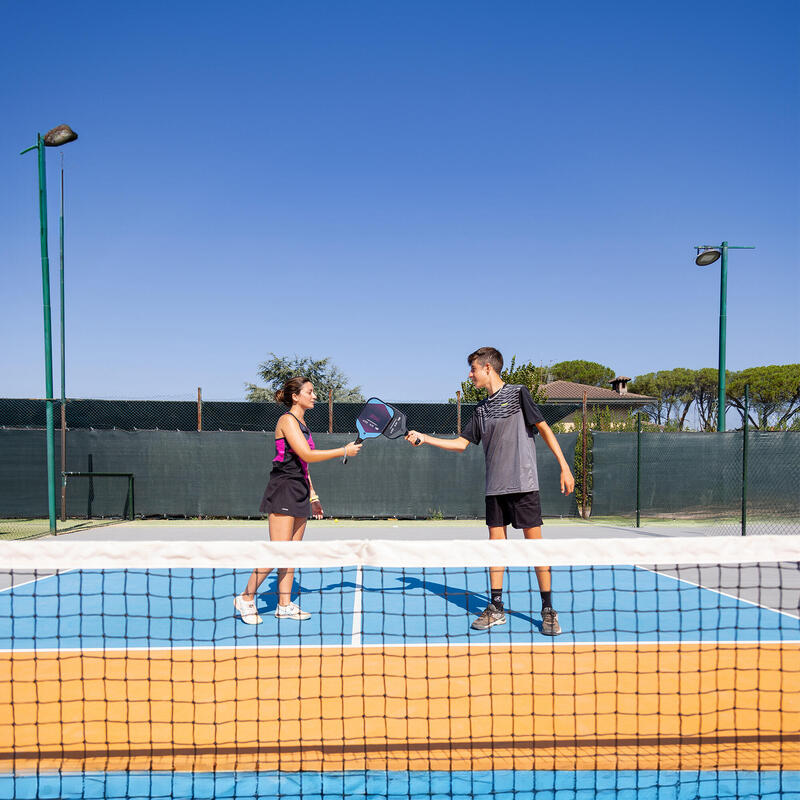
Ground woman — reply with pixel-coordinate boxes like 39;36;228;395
234;377;362;623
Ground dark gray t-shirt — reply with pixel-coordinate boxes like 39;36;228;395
461;383;545;496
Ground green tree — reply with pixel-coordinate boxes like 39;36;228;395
727;364;800;430
550;360;615;387
694;367;732;431
455;357;548;403
629;368;695;429
246;354;364;403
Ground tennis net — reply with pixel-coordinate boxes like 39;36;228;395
1;536;799;799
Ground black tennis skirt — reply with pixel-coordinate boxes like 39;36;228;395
259;474;311;518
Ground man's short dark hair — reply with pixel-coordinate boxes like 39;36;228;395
468;347;503;374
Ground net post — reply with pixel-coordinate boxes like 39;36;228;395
328;389;333;433
197;387;202;432
636;411;641;528
741;383;749;536
456;390;461;434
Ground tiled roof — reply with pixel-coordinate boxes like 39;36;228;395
542;380;654;403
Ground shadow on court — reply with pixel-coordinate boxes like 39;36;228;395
398;576;541;631
268;572;541;632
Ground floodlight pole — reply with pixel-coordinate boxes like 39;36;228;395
718;242;728;433
59;157;67;522
21;126;77;534
32;135;57;532
694;242;755;432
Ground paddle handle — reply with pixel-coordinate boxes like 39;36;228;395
343;435;362;465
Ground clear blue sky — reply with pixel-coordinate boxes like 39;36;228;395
3;1;798;402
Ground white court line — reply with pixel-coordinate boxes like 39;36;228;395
639;565;800;622
351;565;363;646
0;568;76;594
2;639;798;656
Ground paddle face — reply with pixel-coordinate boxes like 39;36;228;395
382;403;420;445
382;406;409;439
355;398;395;443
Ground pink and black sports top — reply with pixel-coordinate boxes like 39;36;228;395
270;413;315;482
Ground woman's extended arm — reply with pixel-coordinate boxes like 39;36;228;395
281;418;361;463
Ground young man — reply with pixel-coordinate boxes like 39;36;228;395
406;347;575;635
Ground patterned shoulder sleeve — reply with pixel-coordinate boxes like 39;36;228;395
519;387;545;428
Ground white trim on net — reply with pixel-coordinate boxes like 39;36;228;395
1;536;799;570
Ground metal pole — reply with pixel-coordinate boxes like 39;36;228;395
741;384;749;536
718;242;728;432
636;412;641;528
60;403;66;522
59;156;67;522
328;389;333;433
456;390;461;435
59;156;65;404
197;387;202;431
36;135;57;533
581;391;588;519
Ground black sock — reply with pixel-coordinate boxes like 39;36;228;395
540;591;552;610
491;590;503;610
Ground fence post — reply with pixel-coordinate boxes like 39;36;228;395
581;391;588;519
636;411;641;528
741;383;749;536
197;387;202;432
456;390;461;435
329;390;333;433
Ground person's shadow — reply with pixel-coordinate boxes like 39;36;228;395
255;575;318;613
397;575;541;632
258;572;541;632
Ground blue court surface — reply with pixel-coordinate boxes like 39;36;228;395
4;769;800;800
1;564;798;649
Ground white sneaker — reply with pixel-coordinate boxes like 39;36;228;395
234;594;263;625
275;601;311;620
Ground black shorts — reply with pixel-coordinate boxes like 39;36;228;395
259;475;311;518
485;491;543;529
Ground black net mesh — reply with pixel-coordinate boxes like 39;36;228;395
1;536;798;799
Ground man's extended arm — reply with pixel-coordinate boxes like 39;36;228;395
405;432;470;452
535;420;575;495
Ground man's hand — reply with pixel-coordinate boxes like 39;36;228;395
405;430;425;447
560;467;575;495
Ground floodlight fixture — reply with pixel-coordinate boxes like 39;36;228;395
43;125;78;147
695;247;721;267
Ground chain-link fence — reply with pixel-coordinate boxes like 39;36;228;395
0;398;577;434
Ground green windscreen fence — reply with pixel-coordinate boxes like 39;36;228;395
5;425;796;533
591;431;800;535
0;430;580;523
592;432;742;518
746;431;800;521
